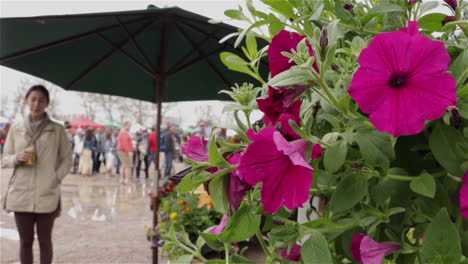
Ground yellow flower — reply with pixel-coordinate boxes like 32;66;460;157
144;224;148;230
170;212;178;219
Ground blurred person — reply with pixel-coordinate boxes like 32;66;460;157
164;123;181;177
193;121;210;138
148;126;157;166
1;85;72;264
78;129;95;176
112;131;121;176
136;130;150;180
72;129;84;174
104;131;115;177
117;121;133;185
0;123;11;156
94;128;106;174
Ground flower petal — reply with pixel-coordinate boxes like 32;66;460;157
181;136;209;162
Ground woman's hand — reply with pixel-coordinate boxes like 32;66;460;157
16;149;33;162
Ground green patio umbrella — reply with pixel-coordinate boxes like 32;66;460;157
0;6;266;263
103;118;122;129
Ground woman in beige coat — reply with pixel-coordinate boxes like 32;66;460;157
1;85;72;264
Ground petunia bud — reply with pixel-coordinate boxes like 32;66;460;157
343;3;354;10
320;27;328;51
450;107;462;129
442;15;458;26
444;0;457;9
351;234;401;264
343;3;355;15
331;63;340;73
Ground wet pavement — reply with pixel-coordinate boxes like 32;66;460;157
0;162;175;264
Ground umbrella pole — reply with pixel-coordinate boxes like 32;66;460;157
152;77;164;264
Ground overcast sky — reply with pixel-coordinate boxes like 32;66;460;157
0;0;267;128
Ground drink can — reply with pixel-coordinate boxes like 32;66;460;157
25;147;36;165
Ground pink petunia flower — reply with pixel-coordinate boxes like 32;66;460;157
311;144;323;159
351;233;402;264
459;170;468;218
408;0;417;3
238;127;314;213
281;243;302;262
208;214;229;234
226;152;251;210
181;136;209;162
268;30;318;77
257;87;303;141
444;0;457;9
348;21;457;137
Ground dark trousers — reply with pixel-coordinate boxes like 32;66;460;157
14;210;57;264
136;154;150;179
72;153;80;174
164;151;174;177
113;151;121;175
93;152;105;173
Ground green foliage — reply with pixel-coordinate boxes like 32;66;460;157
164;0;468;262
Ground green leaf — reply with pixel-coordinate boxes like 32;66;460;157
205;260;224;264
232;255;256;264
324;140;347;173
355;128;395;167
177;170;213;194
224;9;250;22
419;13;447;32
429;122;467;176
450;49;468;83
245;32;258;58
268;67;312;87
419;1;439;14
234;20;269;48
420;208;462;263
209;173;230;214
268;13;283;36
220;52;256;78
441;19;468;31
302;218;350;233
209;136;230;168
175;255;194;264
459;99;468;119
368;3;403;14
222;104;252;113
200;233;224;251
219;203;261;242
410;172;436;198
329;173;368;213
260;0;296;19
301;232;333;264
327;20;343;46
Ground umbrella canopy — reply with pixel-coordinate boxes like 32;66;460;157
69;115;105;130
102;118;122;129
0;5;263;102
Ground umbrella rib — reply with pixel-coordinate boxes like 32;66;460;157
67;19;157;90
167;46;227;76
95;32;155;77
115;15;155;71
174;24;231;88
167;27;221;73
0;16;153;63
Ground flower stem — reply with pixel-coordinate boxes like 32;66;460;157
246;190;272;258
244;111;252;129
386;174;415;181
224;243;231;264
